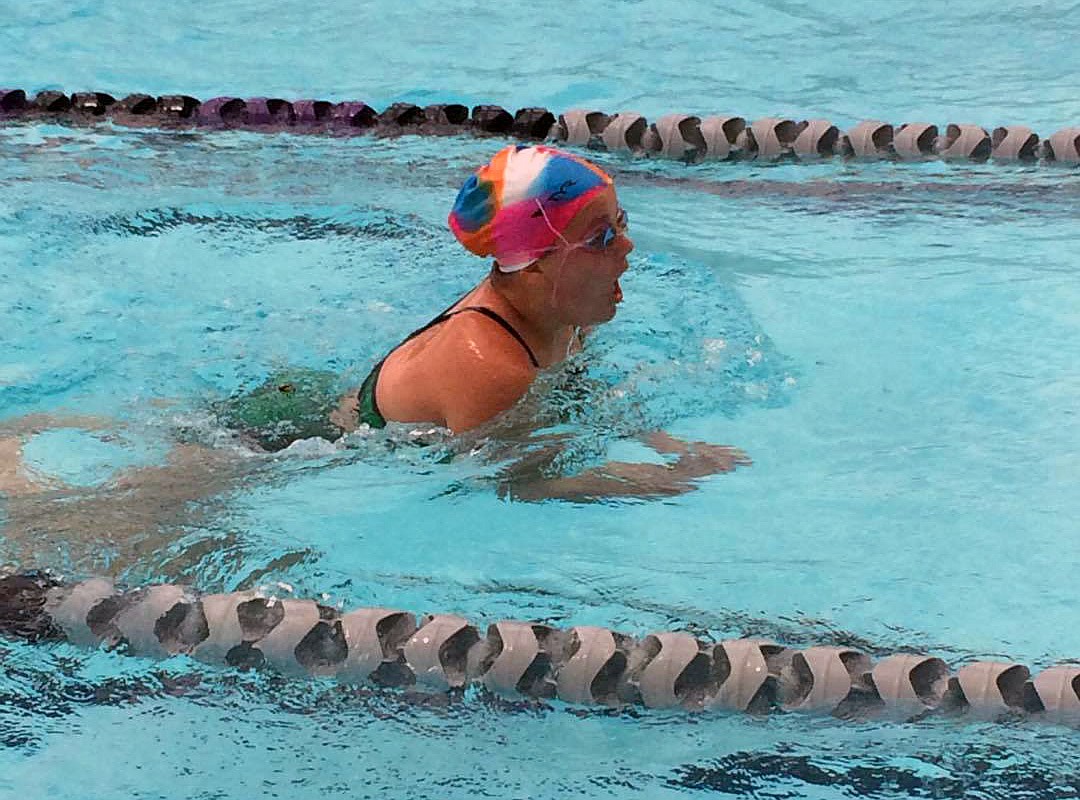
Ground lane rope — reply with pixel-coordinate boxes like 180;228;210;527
2;572;1077;726
2;89;1078;165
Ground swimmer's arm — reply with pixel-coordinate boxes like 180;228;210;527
0;413;117;438
444;365;534;433
498;432;750;503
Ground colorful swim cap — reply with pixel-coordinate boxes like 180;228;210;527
448;145;613;272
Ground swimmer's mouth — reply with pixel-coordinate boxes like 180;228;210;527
614;279;623;303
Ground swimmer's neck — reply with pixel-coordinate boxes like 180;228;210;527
483;273;573;358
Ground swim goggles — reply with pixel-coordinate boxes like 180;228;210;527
534;199;629;258
579;207;629;252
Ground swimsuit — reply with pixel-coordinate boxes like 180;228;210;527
357;300;540;429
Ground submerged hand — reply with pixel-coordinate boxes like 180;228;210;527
642;432;752;476
501;431;751;503
598;436;750;490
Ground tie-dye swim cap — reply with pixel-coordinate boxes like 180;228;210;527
448;145;613;272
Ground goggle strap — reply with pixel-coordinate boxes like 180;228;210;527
535;199;571;247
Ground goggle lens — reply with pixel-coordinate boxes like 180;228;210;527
583;208;628;252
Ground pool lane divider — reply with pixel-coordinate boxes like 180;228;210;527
1;88;1079;165
1;572;1078;726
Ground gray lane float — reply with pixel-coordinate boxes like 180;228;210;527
954;661;1032;719
893;122;938;161
991;125;1039;161
480;620;544;696
870;654;951;718
3;573;1078;727
792;119;840;161
561;625;636;705
338;606;414;682
643;114;706;161
636;632;705;708
746;117;801;160
2;87;1079;167
1034;667;1080;722
699;116;746;160
1044;127;1080;163
404;613;478;690
600;111;648;154
780;646;873;712
553;109;610;148
844;120;893;159
937;123;991;161
710;638;786;712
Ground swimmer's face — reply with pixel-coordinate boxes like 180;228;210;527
535;187;633;326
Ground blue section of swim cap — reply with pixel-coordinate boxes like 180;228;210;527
537;154;606;202
21;428;167;488
451;174;494;232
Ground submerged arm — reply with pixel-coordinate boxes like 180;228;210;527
497;431;750;503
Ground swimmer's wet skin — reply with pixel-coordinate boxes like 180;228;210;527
356;301;542;431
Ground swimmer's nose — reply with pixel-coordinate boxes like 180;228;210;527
616;233;634;258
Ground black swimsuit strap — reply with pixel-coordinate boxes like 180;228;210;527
450;306;541;368
392;303;539;368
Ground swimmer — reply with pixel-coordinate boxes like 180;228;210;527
1;145;748;513
343;144;749;497
352;144;632;432
222;144;748;497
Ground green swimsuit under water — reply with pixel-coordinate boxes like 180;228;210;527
214;368;345;452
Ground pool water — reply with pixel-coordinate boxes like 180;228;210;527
3;1;1080;798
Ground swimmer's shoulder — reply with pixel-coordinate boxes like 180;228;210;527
410;312;537;431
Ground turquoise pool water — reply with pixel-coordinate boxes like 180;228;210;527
3;1;1080;797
